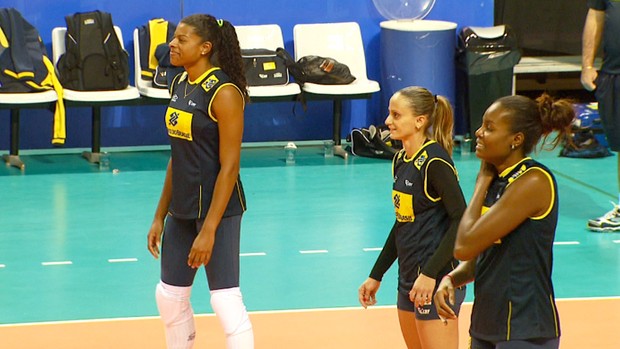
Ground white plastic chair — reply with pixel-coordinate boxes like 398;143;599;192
133;28;171;99
293;22;380;158
0;90;58;169
52;26;141;163
235;24;300;99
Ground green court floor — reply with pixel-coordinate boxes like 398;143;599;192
0;145;618;325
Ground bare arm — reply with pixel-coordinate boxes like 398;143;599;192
581;9;605;91
454;165;553;261
187;85;245;268
147;158;173;258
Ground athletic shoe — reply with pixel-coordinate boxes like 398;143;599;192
587;202;620;232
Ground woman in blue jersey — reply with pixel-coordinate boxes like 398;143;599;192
146;14;253;349
434;94;574;349
358;86;467;349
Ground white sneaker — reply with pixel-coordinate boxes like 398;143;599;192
587;202;620;232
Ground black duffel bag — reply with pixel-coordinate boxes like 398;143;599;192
241;48;289;86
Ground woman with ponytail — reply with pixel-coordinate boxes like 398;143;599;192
147;14;253;349
434;94;574;349
358;86;467;349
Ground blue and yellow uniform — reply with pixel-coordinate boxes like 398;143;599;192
165;67;246;220
161;67;246;289
371;140;466;318
471;158;561;343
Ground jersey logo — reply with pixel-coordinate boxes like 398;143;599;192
508;164;528;184
414;151;428;170
201;75;219;92
393;190;414;222
165;106;193;141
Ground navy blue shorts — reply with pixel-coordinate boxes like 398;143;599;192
397;286;466;320
160;214;241;290
594;72;620;151
471;336;560;349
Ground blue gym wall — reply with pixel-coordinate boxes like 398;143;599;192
0;0;493;151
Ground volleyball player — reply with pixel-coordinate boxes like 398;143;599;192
146;14;253;349
358;86;467;349
434;94;574;349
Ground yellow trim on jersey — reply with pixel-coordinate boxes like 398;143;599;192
207;82;244;123
527;168;555;220
423;157;457;202
549;294;559;337
502;158;555;220
402;139;437;163
506;301;513;340
235;180;246;212
198;184;202;219
499;157;531;178
3;69;35;79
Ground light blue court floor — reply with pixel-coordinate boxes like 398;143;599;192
0;144;618;325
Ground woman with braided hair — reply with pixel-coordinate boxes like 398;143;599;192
434;94;574;349
147;14;253;348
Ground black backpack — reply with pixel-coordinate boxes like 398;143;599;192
137;18;178;88
275;47;355;86
57;10;129;91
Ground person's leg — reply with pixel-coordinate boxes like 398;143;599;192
157;216;200;349
589;72;620;231
203;215;253;349
398;309;423;349
397;292;422;349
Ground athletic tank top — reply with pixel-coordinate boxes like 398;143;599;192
471;158;560;342
391;141;459;293
165;68;246;219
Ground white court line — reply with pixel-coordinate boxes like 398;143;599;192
108;258;138;263
240;252;267;257
553;241;580;245
41;261;72;266
4;296;620;328
299;250;328;254
613;240;620;244
363;247;382;252
0;264;5;268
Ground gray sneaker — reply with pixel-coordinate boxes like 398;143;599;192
587;202;620;232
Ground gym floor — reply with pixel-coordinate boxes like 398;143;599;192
0;144;618;348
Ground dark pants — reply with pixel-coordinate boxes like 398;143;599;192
160;215;241;290
595;71;620;151
471;337;560;349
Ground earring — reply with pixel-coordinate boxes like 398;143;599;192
511;144;515;150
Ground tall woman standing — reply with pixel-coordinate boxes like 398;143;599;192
147;14;253;349
358;86;467;349
434;94;574;349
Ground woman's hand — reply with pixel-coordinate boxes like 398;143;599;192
187;231;215;268
358;278;380;308
147;219;164;259
434;275;457;324
409;273;436;308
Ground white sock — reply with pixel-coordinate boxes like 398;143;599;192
210;287;254;349
156;281;196;349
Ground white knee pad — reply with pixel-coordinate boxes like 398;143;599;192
156;281;196;349
210;287;254;348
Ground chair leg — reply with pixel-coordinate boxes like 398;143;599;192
332;100;348;159
82;106;102;163
3;109;25;169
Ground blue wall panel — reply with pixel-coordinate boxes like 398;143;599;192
0;0;492;151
